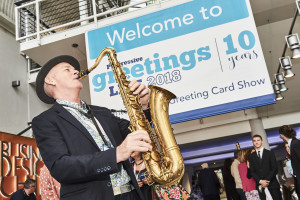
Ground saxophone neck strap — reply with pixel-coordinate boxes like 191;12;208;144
60;103;110;147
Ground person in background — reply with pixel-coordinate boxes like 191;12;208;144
223;158;241;200
10;179;37;200
130;151;152;200
198;163;221;200
284;143;298;200
284;143;294;177
279;125;300;198
231;150;247;200
238;149;260;200
249;135;282;200
190;175;203;200
40;164;61;200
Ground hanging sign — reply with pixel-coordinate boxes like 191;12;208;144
0;132;43;200
86;0;275;123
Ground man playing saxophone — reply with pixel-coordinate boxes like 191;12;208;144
32;55;152;200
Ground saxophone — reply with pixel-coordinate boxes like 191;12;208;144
78;47;184;186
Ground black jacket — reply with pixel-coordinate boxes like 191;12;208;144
249;148;280;189
10;189;36;200
32;103;149;200
290;138;300;194
198;168;220;196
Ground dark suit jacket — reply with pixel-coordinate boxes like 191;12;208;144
249;148;280;189
32;103;148;200
198;168;220;196
222;169;240;200
290;138;300;193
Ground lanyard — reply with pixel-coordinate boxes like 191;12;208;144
89;114;110;147
133;161;145;180
61;104;110;147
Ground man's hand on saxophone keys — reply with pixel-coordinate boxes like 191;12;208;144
116;130;152;163
129;79;150;110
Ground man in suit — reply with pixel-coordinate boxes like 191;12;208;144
249;135;282;200
231;150;246;200
198;163;221;200
32;55;152;200
10;179;36;200
279;125;300;197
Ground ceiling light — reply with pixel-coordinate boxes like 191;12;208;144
273;83;284;101
297;0;300;14
274;73;288;92
280;56;295;78
286;33;300;59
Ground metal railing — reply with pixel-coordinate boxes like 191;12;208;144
15;0;161;43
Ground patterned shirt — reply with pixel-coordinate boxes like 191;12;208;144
40;164;60;200
56;99;131;187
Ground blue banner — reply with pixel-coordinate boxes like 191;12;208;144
88;0;249;59
86;0;275;124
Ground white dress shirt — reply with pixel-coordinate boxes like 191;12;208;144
256;147;264;159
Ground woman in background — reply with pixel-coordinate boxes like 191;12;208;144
40;164;60;200
130;151;153;200
284;143;294;177
284;143;299;200
223;158;241;200
131;152;190;200
238;149;260;200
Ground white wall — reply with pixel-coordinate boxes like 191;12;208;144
0;26;29;135
0;26;52;137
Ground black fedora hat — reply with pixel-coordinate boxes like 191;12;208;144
36;55;80;104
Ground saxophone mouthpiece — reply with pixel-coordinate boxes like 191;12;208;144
77;69;90;80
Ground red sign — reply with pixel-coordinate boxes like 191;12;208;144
0;131;43;200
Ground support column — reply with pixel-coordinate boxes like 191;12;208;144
249;118;270;150
182;165;194;193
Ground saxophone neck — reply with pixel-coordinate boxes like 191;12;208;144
77;47;117;80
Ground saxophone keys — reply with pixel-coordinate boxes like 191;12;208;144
143;152;151;160
163;156;171;167
150;150;161;162
128;125;134;132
